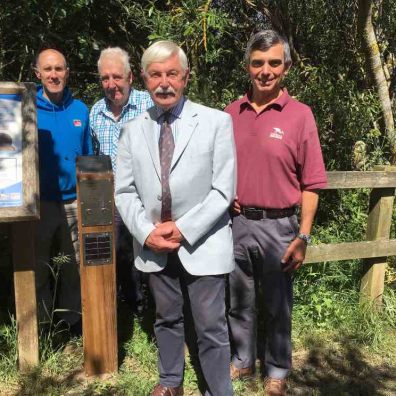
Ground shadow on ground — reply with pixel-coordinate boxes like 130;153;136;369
6;328;396;395
14;366;83;396
235;334;396;396
287;334;396;396
4;300;156;396
3;280;395;395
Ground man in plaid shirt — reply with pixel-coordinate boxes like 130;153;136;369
90;47;153;312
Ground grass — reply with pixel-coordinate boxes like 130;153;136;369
0;315;18;386
1;207;396;395
1;288;396;395
1;258;395;394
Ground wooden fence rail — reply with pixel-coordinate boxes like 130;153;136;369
305;166;396;308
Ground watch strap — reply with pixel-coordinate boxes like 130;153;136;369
297;233;311;244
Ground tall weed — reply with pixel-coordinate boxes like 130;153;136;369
0;315;18;383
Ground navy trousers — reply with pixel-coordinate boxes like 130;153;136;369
149;253;233;396
115;209;144;311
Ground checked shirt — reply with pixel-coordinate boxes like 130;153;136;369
90;89;153;171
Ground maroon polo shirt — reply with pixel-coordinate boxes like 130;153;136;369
225;90;327;209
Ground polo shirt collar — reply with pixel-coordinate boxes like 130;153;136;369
240;88;290;113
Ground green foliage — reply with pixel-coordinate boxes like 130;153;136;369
351;290;396;351
0;0;396;393
314;189;369;242
120;319;203;393
40;254;70;324
295;284;350;329
0;0;393;146
124;0;249;108
118;326;158;395
294;285;396;358
286;66;388;170
122;321;158;383
0;315;394;394
284;0;361;75
0;316;18;383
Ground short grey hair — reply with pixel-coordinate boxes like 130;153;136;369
97;47;131;76
244;30;292;67
141;40;189;74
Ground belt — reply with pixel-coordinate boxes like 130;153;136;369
241;206;296;220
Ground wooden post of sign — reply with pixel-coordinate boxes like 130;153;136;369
0;82;39;370
360;165;396;308
76;156;117;376
11;221;39;370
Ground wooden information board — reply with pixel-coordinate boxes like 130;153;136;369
0;82;39;371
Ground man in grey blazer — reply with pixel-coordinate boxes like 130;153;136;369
115;40;236;396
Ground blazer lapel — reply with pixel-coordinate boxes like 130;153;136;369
171;100;198;171
142;109;161;181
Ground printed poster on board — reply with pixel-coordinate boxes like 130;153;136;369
0;93;23;207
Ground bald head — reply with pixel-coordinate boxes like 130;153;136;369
34;49;69;104
35;49;67;70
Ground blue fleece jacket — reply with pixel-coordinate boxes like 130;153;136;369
37;86;93;201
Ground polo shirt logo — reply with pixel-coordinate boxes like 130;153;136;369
73;119;82;127
269;127;285;140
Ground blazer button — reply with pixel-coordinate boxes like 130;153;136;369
157;195;162;201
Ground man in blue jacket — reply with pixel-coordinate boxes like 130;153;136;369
34;48;93;330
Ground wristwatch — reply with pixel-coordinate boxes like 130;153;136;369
297;233;311;245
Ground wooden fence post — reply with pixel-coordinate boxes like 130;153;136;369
12;221;39;371
360;165;396;308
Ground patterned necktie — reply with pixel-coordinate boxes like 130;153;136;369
159;112;175;221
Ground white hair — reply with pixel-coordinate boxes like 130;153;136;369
141;40;188;73
97;47;131;75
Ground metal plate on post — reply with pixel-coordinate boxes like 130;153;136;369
83;232;113;266
79;179;113;226
77;155;112;173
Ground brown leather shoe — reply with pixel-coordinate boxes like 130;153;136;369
264;377;287;396
230;363;255;380
150;383;184;396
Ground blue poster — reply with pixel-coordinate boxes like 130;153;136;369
0;93;23;207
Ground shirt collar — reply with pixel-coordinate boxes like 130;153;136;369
103;88;134;114
240;88;290;113
156;96;186;122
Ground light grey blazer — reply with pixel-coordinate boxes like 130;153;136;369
115;99;236;275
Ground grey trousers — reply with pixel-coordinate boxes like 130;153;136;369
149;254;233;396
35;200;81;326
228;213;298;380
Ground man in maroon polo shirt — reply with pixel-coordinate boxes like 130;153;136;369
225;30;327;395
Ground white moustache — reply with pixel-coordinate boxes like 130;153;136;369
154;87;176;95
